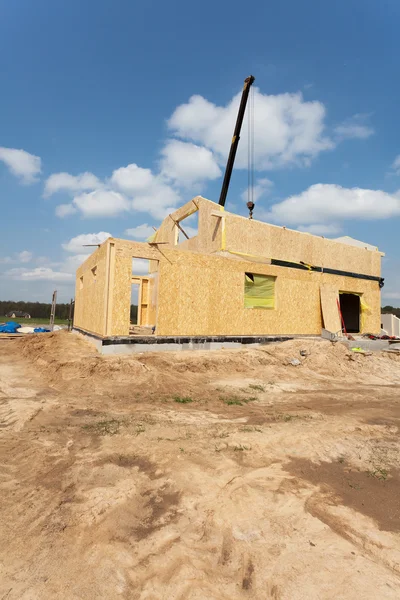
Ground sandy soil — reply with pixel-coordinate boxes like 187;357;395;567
1;331;400;599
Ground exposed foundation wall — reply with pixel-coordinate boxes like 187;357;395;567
74;243;109;336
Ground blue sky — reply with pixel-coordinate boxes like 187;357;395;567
1;0;400;304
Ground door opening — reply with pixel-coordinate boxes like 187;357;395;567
339;293;360;333
130;283;139;327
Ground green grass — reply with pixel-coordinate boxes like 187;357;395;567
367;468;388;481
248;384;265;392
224;396;257;406
173;396;193;404
0;316;68;325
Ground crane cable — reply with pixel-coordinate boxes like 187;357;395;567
247;84;255;218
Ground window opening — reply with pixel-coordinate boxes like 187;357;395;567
244;273;276;309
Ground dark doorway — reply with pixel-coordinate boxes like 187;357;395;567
339;293;360;333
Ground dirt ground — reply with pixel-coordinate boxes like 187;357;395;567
1;332;400;599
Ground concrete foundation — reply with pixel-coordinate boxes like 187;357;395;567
73;327;294;354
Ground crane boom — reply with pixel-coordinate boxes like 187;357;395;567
218;75;255;207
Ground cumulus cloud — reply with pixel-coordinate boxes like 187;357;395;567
168;89;334;169
73;190;129;217
160;140;221;186
5;267;74;282
55;203;77;218
241;178;273;203
390;155;400;175
0;147;41;184
110;164;155;194
44;85;375;223
334;114;374;140
62;232;112;254
297;223;342;235
125;224;155;239
17;251;33;263
44;171;101;197
62;254;90;273
0;250;33;265
132;259;150;274
264;184;400;226
0;256;13;265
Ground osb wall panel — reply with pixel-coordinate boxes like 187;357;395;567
224;213;381;277
153;196;223;254
106;239;162;335
320;285;341;333
109;246;133;336
155;251;381;336
78;238;380;338
74;242;109;336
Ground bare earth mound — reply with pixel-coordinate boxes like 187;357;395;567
1;332;400;599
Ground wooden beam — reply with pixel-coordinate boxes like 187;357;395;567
169;214;190;240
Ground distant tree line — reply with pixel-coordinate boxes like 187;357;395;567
382;306;400;318
0;300;71;319
1;300;139;322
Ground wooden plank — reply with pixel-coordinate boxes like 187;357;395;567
320;285;341;333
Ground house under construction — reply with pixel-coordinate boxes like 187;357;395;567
73;196;384;351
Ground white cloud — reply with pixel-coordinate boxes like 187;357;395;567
334;114;374;140
297;223;342;235
130;184;181;219
110;164;155;194
390;155;400;175
125;224;155;239
132;259;150;274
62;254;90;273
241;178;273;203
5;267;74;282
55;203;77;218
264;184;400;226
49;163;181;221
0;147;41;184
111;162;182;219
168;89;334;170
17;251;33;263
44;171;101;197
73;189;129;217
45;86;375;226
160;140;221;186
0;251;33;265
62;232;112;254
382;291;400;301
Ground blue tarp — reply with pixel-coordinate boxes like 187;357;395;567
33;327;50;333
0;321;21;333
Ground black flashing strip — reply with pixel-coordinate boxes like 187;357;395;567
73;327;294;346
270;259;384;287
102;335;293;346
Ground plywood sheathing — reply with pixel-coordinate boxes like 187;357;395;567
224;213;381;277
152;197;381;278
74;197;382;338
154;196;223;255
320;285;341;333
74;242;109;336
154;249;380;336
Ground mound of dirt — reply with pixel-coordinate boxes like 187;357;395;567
12;331;400;396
